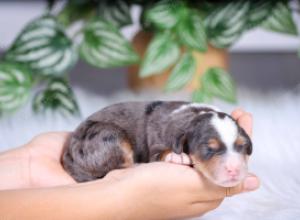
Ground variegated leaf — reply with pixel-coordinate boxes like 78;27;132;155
177;10;207;52
192;89;212;103
80;18;139;68
201;67;236;103
205;1;250;48
165;52;196;91
33;77;79;115
246;0;273;29
5;16;77;76
145;0;186;29
98;0;132;28
261;1;298;35
140;31;180;77
0;62;32;112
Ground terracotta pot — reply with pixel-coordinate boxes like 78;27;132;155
128;31;229;92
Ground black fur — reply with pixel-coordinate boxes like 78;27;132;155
145;101;163;115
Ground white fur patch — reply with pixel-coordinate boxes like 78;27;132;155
211;113;238;152
172;103;220;114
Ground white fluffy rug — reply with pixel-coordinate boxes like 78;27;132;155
1;86;300;219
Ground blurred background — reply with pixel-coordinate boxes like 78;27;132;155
0;1;300;219
1;1;300;95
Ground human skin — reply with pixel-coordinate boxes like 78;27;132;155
0;109;259;220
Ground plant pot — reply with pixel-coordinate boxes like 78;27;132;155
128;31;229;92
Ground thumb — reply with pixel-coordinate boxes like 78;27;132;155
225;174;260;197
203;173;260;200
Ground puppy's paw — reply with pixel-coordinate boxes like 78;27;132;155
164;152;191;165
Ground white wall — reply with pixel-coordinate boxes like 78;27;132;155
0;1;300;52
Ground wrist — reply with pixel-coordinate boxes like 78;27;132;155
76;177;133;220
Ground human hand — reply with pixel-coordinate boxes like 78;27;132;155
104;163;259;220
24;132;76;187
0;132;75;189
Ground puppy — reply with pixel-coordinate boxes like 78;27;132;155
61;101;252;187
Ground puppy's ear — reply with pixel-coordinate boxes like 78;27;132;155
247;140;253;155
173;133;189;154
239;126;253;155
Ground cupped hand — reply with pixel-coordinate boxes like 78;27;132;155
24;132;76;187
0;132;75;189
104;161;258;220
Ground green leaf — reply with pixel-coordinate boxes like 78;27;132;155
201;67;236;103
79;18;139;68
205;1;250;48
0;62;33;112
57;1;97;26
165;52;196;91
145;0;186;29
176;10;207;52
192;89;212;103
97;0;132;28
140;31;180;77
261;1;298;35
5;16;77;76
33;77;79;115
246;0;273;29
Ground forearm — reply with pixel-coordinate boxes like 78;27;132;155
0;179;127;220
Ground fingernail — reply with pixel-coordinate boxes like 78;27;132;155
243;176;259;191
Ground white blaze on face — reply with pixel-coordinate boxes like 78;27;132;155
210;114;238;151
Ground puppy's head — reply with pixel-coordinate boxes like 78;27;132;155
183;111;252;187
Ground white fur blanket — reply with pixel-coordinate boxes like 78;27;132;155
1;87;300;219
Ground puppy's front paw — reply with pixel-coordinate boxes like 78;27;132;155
164;152;191;165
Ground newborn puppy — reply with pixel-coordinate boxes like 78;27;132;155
62;101;252;187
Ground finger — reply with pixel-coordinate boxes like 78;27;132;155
199;173;260;200
231;108;245;120
237;113;253;137
225;174;260;197
165;152;181;163
164;152;191;165
231;109;253;137
181;153;192;165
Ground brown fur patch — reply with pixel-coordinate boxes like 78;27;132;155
120;141;134;167
235;135;246;146
208;138;221;150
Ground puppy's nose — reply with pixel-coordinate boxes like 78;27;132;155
225;165;240;177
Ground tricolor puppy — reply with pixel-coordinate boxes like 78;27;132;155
62;101;252;187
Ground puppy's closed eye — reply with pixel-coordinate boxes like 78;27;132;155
200;140;226;160
207;139;226;154
207;138;220;150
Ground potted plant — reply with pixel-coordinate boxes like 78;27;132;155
0;0;298;115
